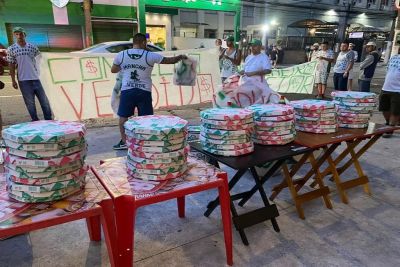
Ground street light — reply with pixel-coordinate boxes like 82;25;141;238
326;9;337;16
262;24;269;32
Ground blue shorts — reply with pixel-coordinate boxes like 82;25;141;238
117;89;153;118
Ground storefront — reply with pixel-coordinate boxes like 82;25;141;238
138;0;241;50
0;0;137;51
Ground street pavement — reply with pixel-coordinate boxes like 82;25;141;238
1;113;400;266
1;62;400;266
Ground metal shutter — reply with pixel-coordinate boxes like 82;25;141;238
92;21;135;44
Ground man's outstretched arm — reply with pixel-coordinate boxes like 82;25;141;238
160;55;187;64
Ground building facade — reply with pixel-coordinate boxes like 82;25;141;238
241;0;397;52
0;0;137;51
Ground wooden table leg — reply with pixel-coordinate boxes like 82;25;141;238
282;164;305;219
308;153;333;210
270;152;311;201
347;141;371;195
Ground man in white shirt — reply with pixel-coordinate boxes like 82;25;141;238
333;41;355;91
111;33;186;150
7;27;52;121
379;49;400;138
315;41;334;99
240;39;272;81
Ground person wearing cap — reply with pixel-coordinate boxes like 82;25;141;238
358;41;380;92
308;43;320;62
379;47;400;138
347;43;359;91
239;39;272;82
220;36;241;83
333;41;355;91
6;27;52;121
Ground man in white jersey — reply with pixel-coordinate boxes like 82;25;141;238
7;27;52;121
111;33;186;150
240;39;272;81
379;48;400;138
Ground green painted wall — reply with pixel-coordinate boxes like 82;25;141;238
0;0;54;45
144;0;239;12
0;0;137;46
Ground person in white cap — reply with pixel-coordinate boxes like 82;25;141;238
347;43;358;90
308;43;320;62
358;41;380;92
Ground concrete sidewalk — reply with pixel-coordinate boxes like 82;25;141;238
1;110;400;266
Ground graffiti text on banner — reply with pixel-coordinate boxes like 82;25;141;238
39;49;220;121
267;61;317;94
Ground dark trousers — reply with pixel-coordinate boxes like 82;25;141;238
333;72;348;91
358;79;371;92
18;80;52;121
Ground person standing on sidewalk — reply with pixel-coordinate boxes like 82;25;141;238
333;41;355;91
358;41;380;92
347;43;358;90
7;27;52;121
315;42;334;99
220;36;241;83
308;43;319;62
269;45;278;68
379;49;400;138
111;33;187;150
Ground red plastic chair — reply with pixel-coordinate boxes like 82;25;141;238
93;157;233;266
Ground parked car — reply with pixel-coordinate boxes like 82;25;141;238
72;41;164;54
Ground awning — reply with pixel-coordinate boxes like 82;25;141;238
288;19;338;29
348;23;386;33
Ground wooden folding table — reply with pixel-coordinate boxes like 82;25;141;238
92;156;233;267
0;169;118;266
270;123;399;218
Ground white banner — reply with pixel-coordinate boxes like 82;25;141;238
39;49;220;121
267;61;317;94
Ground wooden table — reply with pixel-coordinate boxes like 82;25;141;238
92;156;233;267
0;169;118;266
271;123;399;218
190;141;313;245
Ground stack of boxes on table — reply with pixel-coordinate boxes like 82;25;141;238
124;115;189;181
2;121;87;202
332;91;377;128
290;100;338;134
247;104;296;145
199;108;255;156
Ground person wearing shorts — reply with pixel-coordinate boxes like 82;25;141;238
111;33;187;150
379;51;400;138
314;42;334;99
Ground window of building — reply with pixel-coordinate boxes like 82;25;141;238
204;29;217;39
243;6;254;17
180;27;197;38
